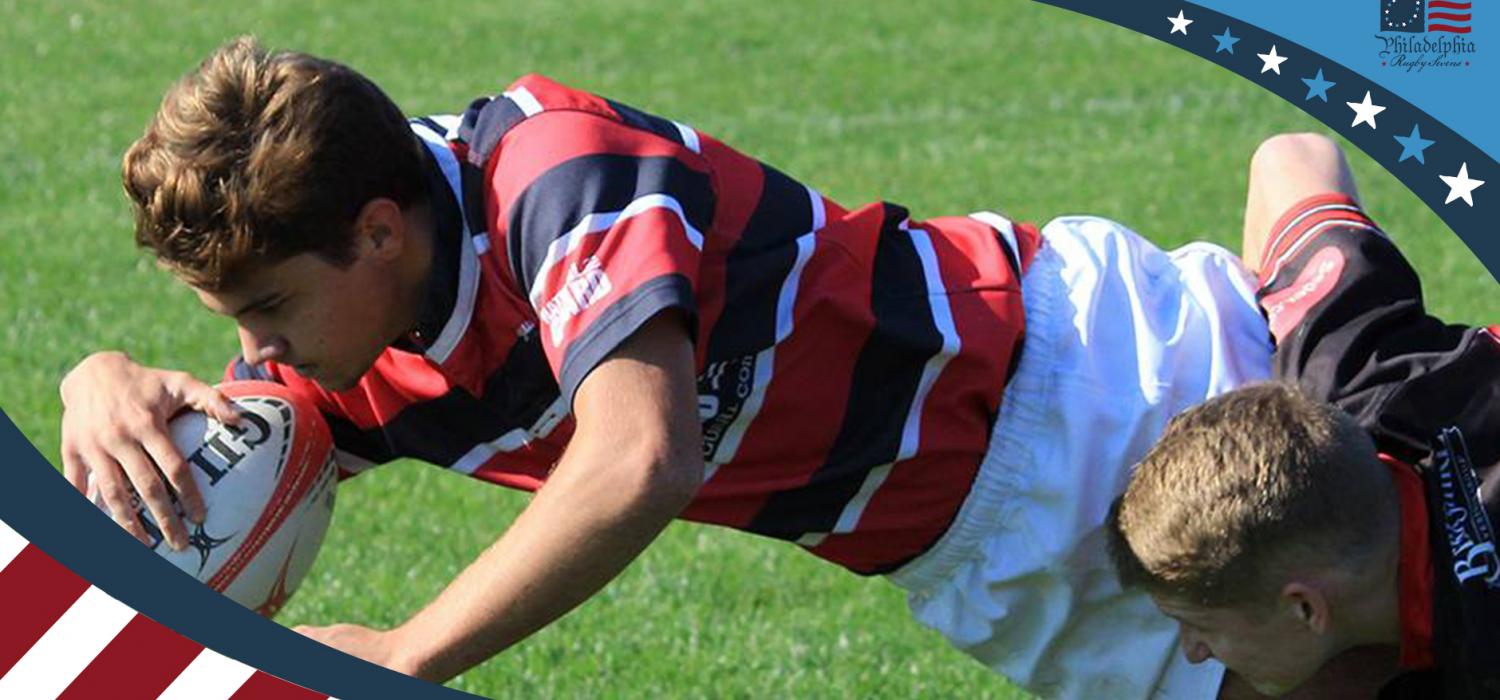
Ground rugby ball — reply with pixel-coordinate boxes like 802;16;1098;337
94;380;337;617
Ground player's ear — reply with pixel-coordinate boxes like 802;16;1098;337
1280;581;1331;635
352;197;408;261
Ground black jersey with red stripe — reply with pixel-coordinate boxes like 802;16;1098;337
228;74;1037;574
1255;194;1500;698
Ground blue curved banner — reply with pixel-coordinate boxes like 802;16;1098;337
1194;0;1494;158
1039;0;1496;281
0;409;479;699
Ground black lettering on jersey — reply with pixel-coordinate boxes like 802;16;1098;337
698;354;758;461
694;165;817;466
1434;426;1500;588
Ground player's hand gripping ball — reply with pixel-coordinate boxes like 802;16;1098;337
93;381;337;617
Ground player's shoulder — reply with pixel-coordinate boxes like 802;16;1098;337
466;74;704;166
472;73;640;147
503;73;619;119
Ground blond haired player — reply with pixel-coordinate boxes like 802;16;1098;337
1111;134;1500;698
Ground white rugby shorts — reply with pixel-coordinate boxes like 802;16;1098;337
889;214;1273;699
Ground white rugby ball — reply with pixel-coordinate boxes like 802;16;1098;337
94;380;337;617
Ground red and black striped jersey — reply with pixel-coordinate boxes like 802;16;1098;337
229;75;1038;574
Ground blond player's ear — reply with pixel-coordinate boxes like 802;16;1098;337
1280;581;1332;635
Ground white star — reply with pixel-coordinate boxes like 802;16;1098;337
1258;45;1288;74
1168;10;1194;35
1346;91;1387;129
1440;163;1485;206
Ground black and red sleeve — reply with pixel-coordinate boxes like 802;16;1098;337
1257;193;1499;468
492;111;715;407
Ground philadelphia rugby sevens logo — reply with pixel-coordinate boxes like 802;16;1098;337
1378;0;1477;71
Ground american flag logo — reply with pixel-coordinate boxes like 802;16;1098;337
1382;0;1474;33
1426;1;1474;33
0;520;335;699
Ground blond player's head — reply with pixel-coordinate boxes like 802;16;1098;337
1107;382;1399;695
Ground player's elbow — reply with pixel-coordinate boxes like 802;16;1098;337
1250;133;1344;183
624;431;704;513
570;417;702;517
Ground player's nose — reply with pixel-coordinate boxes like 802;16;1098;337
238;326;287;366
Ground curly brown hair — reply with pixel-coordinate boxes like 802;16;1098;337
122;37;427;290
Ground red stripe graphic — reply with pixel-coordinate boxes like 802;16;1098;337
1427;12;1472;21
0;545;90;678
1427;24;1473;32
57;614;204;699
1427;0;1471;9
0;524;335;699
229;670;331;699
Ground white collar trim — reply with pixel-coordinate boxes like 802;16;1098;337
411;119;481;366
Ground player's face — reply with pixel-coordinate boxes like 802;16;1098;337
1153;594;1330;696
194;248;413;391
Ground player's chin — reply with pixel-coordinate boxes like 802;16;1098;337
316;372;362;392
309;363;367;392
310;347;383;391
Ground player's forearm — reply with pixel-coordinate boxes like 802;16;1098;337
389;435;699;682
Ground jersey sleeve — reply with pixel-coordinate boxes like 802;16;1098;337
223;357;395;479
492;111;715;405
1258;193;1500;467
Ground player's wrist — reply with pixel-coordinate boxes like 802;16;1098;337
385;621;449;682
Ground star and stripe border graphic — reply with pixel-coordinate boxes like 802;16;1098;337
0;3;1495;699
0;520;331;700
1043;0;1497;282
0;414;477;700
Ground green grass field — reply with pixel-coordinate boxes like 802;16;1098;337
1;1;1495;698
